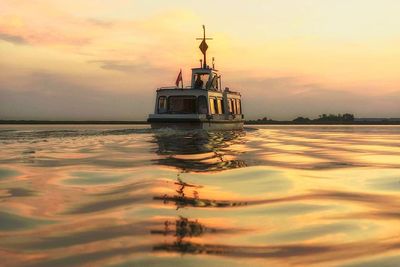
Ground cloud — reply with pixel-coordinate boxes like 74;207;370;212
0;32;27;45
88;60;163;74
0;71;153;120
0;23;93;47
85;18;114;28
0;2;109;47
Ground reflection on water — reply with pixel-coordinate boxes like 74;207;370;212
1;125;400;266
154;176;248;209
152;129;247;172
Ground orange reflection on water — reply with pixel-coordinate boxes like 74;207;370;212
1;125;400;266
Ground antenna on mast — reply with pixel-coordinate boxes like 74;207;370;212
196;25;213;69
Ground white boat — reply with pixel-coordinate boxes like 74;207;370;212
148;26;244;130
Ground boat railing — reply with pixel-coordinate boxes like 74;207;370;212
158;86;179;90
224;89;241;95
157;86;213;91
156;85;241;93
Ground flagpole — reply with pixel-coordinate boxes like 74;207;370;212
181;69;184;89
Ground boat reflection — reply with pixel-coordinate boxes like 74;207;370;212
151;216;208;239
152;216;229;255
151;129;247;172
152;176;250;255
154;176;248;209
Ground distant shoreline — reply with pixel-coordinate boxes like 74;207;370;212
245;121;400;125
1;120;400;125
0;120;148;125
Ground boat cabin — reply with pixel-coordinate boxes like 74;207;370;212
152;69;242;120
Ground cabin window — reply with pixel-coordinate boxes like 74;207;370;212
232;99;237;114
198;96;208;114
234;99;240;114
194;74;210;89
213;98;219;114
216;98;223;114
168;96;196;114
208;75;218;90
158;96;167;114
213;75;219;90
209;97;216;114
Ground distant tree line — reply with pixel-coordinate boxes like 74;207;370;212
246;113;355;124
293;113;354;123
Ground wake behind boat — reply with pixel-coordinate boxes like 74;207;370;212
148;26;244;130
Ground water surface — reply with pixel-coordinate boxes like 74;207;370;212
1;125;400;266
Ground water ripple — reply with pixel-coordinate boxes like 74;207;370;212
1;125;400;266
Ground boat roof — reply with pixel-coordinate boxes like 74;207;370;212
156;87;241;96
191;68;218;73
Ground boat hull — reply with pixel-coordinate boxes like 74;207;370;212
148;118;244;130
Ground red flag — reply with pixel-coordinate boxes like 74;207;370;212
175;69;182;87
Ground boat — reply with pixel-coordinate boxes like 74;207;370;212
147;26;244;130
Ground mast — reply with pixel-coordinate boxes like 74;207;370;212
196;25;213;69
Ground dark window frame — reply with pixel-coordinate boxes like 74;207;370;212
167;95;197;114
157;96;167;114
197;95;208;114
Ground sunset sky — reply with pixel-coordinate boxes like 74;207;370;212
1;0;400;120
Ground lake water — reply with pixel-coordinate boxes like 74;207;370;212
1;125;400;267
